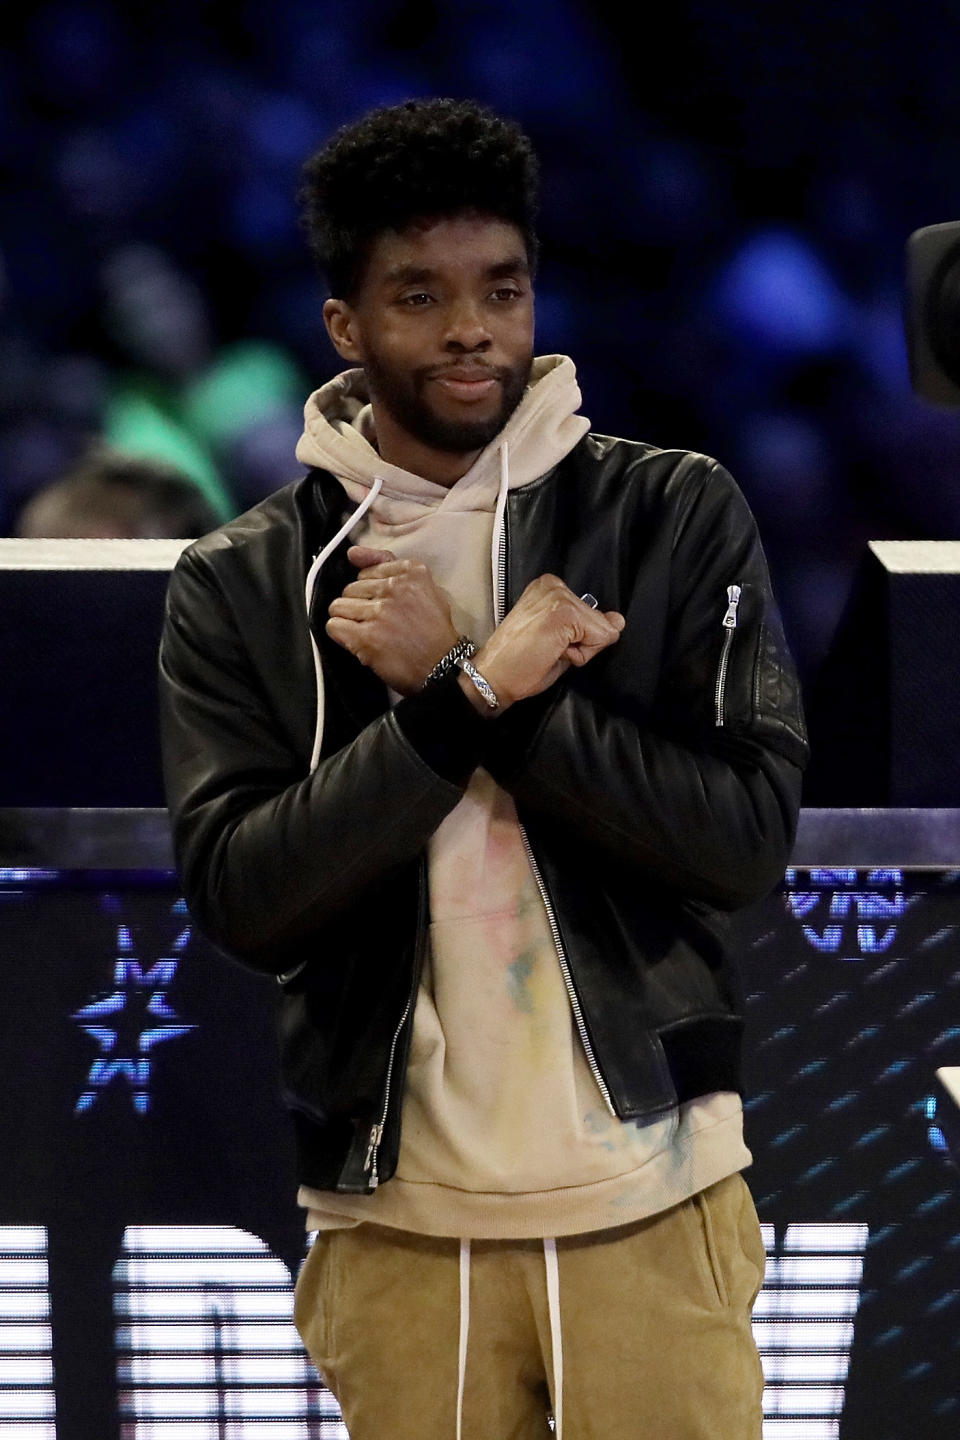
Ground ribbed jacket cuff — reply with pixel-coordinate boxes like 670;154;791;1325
393;675;490;786
478;686;559;783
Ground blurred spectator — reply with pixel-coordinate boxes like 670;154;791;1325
13;444;221;539
97;243;308;516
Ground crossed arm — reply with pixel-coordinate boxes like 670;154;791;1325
161;519;802;968
325;543;625;710
327;545;800;909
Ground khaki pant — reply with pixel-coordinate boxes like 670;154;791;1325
295;1173;766;1440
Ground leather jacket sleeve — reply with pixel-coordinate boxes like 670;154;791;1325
159;546;470;969
483;460;808;911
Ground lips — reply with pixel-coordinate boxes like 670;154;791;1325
429;366;502;402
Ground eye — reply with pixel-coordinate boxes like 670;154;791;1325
399;292;434;307
491;286;522;302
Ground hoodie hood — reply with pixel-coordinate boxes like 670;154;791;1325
296;355;590;774
295;355;590;525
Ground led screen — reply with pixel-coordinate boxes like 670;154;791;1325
0;868;957;1439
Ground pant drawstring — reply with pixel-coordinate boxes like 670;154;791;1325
456;1236;562;1440
544;1238;563;1440
456;1238;471;1440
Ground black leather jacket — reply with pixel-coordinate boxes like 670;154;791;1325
159;434;808;1195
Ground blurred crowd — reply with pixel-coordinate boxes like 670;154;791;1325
5;0;960;689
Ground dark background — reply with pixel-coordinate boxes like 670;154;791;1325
5;0;960;692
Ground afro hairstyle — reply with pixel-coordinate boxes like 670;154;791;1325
299;98;540;299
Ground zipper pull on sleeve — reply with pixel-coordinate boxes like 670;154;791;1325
715;583;743;728
722;584;742;628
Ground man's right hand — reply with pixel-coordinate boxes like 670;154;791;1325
326;545;459;695
461;575;625;714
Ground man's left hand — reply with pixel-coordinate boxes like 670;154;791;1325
326;545;459;694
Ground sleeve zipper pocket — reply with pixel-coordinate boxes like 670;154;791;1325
714;584;742;727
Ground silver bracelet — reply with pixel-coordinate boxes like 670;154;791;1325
424;635;476;687
457;656;500;711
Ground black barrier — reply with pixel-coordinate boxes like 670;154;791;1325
804;540;960;806
0;540;186;807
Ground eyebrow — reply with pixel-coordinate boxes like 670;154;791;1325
381;256;531;286
487;257;531;279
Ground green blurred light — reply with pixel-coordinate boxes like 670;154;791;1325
104;390;236;522
181;341;304;449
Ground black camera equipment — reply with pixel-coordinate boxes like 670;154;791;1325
907;219;960;402
803;220;960;807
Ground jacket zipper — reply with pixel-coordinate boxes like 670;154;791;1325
714;584;742;727
362;991;413;1189
495;514;507;626
498;499;617;1119
362;863;428;1189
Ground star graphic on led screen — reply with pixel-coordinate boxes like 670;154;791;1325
73;912;196;1115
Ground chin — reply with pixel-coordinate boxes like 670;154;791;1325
429;422;504;453
419;400;519;455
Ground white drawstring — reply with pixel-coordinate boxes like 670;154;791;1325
307;446;505;771
455;1237;562;1440
491;441;510;626
544;1238;563;1440
456;1238;471;1440
304;476;384;771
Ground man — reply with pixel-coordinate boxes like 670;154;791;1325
159;98;808;1440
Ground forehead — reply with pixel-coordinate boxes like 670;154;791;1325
359;214;530;291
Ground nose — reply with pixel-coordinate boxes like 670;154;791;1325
443;298;492;351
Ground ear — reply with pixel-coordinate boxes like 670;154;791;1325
323;298;365;363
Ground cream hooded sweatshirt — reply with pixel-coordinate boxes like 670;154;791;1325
295;357;750;1239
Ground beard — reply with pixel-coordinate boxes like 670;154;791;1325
363;350;532;455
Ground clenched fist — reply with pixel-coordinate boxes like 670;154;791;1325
461;575;625;714
326;546;459;694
